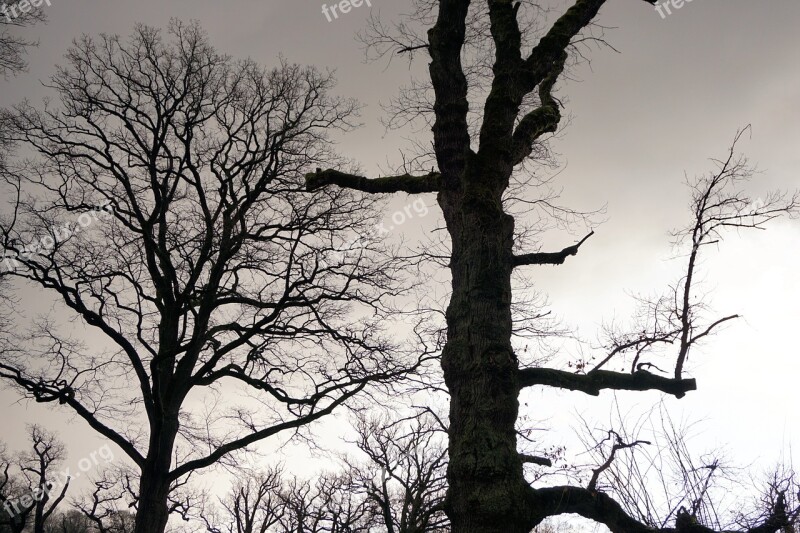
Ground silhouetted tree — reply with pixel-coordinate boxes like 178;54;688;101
203;466;376;533
0;426;70;533
345;412;449;533
304;1;799;531
0;21;427;533
0;0;45;77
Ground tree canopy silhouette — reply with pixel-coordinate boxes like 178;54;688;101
0;21;428;533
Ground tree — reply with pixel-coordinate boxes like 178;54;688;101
303;2;799;532
203;411;449;533
1;0;47;168
44;510;95;533
578;402;800;533
345;412;449;533
0;0;46;78
203;467;376;533
0;21;427;533
0;426;70;533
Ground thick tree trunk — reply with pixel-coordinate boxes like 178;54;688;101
440;164;529;533
133;419;179;533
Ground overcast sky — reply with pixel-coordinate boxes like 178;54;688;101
1;0;798;528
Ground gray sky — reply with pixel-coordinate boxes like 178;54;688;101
1;0;798;526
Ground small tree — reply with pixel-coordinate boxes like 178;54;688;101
0;426;70;533
204;467;376;533
0;0;46;77
346;412;449;533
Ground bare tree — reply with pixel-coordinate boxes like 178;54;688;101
202;467;285;533
207;412;449;533
0;426;70;533
0;0;47;169
277;473;376;533
42;508;134;533
0;0;46;78
303;0;799;531
72;469;138;533
0;21;427;533
44;509;94;533
345;412;449;533
203;467;376;533
578;402;800;533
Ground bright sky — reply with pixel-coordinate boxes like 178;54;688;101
1;0;798;529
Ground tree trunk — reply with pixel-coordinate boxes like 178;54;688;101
439;163;529;533
133;419;178;533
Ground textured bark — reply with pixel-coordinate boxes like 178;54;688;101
133;418;178;533
438;153;530;533
134;473;171;533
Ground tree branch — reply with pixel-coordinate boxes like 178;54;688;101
305;169;441;194
532;484;794;533
513;231;594;267
510;50;567;166
587;432;651;492
520;454;553;467
532;485;656;533
518;367;696;399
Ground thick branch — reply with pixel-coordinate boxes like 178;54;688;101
520;454;553;467
510;50;567;165
305;169;441;194
518;368;696;399
513;231;594;267
532;486;655;533
532;485;794;533
427;0;472;180
0;365;145;466
168;382;367;480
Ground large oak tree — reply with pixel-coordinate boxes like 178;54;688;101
305;1;798;532
0;21;426;533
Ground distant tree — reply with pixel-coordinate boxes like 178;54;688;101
0;21;427;533
72;472;138;533
0;0;47;169
0;426;70;533
0;0;46;77
345;412;449;533
277;473;376;533
44;510;92;533
41;508;135;533
203;467;376;533
202;467;285;533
